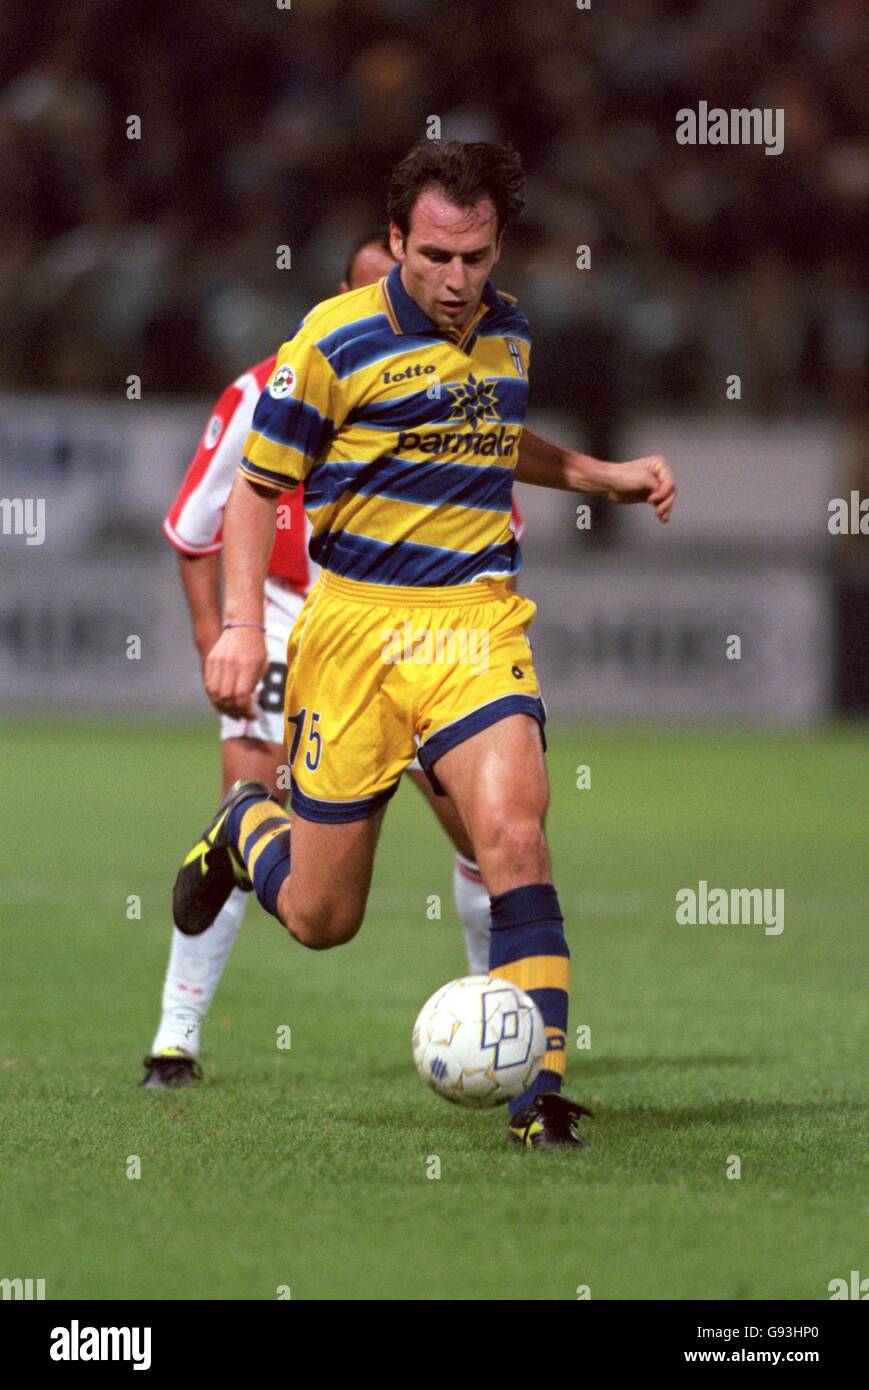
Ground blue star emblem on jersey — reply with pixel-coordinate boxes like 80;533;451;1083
445;374;500;431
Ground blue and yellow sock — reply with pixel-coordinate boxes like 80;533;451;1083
226;795;291;918
488;883;569;1118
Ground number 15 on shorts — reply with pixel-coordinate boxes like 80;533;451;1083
287;709;323;773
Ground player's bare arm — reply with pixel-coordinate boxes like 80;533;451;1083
173;517;287;793
204;475;279;719
177;550;223;674
515;427;676;523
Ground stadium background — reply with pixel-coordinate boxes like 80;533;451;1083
1;0;866;1303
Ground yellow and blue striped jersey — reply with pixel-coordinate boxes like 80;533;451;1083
240;262;531;586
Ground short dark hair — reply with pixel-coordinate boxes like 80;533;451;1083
387;141;525;243
344;226;392;285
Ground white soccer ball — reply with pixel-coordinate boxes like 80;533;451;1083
412;975;546;1109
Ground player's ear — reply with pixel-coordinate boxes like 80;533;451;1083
388;223;405;261
492;231;504;265
339;280;350;293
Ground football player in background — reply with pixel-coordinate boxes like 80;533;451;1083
141;230;521;1087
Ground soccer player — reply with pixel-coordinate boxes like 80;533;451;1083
172;141;676;1147
142;230;518;1088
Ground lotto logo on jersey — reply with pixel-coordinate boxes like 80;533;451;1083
204;414;223;449
269;363;296;399
506;338;525;377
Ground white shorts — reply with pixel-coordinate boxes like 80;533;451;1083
220;575;306;746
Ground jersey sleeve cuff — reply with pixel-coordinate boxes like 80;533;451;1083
239;458;298;493
162;516;223;556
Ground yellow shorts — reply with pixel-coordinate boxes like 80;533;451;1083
284;570;546;822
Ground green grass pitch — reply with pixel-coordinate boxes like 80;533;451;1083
1;719;866;1300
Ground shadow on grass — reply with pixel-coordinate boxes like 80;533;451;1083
602;1098;863;1128
575;1054;754;1077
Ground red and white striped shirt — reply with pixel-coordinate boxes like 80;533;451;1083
164;354;523;592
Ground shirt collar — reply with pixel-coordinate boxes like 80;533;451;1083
382;262;500;338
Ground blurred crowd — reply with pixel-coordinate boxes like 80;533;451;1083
0;0;865;442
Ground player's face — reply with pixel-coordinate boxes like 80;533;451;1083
391;188;502;331
342;242;396;292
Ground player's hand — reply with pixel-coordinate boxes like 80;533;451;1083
604;455;676;522
194;624;223;680
204;627;267;719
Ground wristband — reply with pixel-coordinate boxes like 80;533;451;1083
222;620;266;632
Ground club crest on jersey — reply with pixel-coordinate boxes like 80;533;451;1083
204;414;223;449
445;374;500;431
269;363;296;399
506;338;525;377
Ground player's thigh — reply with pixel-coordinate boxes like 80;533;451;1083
405;766;476;862
282;805;387;947
284;578;414;817
221;737;288;803
433;714;550;892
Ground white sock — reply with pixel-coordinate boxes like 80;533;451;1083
150;888;249;1058
453;851;491;975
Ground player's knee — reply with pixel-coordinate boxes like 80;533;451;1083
284;899;364;951
295;919;362;950
479;812;549;878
